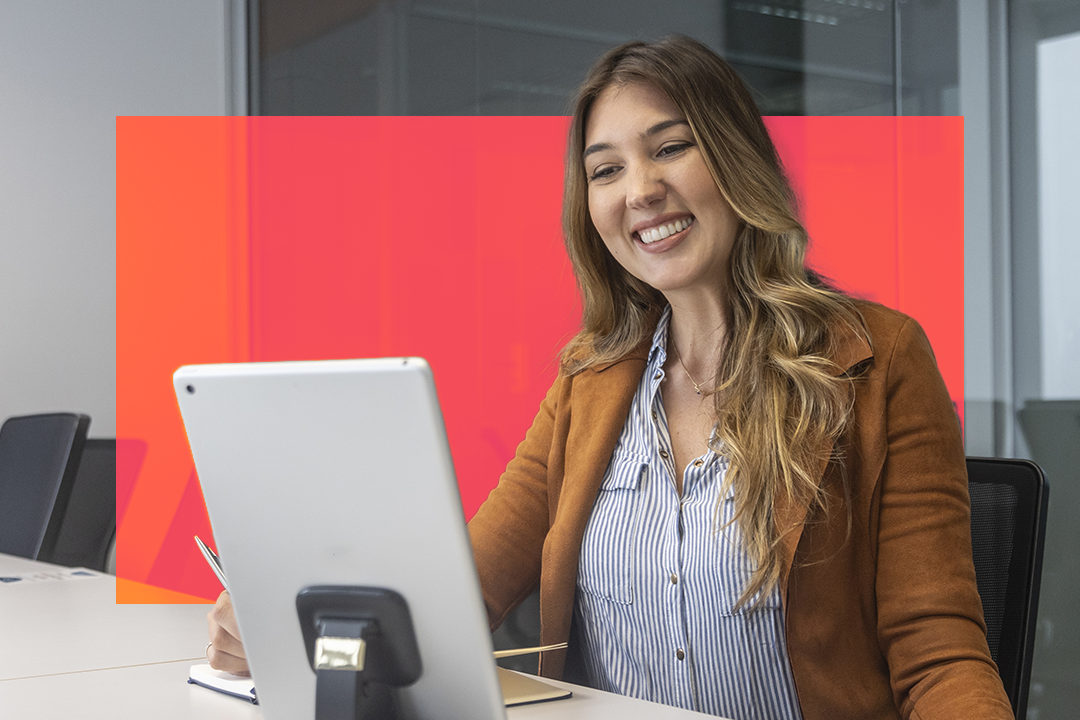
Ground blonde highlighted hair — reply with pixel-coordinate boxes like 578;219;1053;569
561;36;868;609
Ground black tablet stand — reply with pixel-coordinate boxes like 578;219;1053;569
296;586;422;720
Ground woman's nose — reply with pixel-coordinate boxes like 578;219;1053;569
626;165;665;208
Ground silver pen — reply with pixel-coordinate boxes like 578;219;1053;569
195;535;229;590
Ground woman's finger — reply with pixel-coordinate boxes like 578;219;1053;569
207;590;249;673
206;643;251;676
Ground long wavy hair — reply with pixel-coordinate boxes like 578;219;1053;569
561;36;868;609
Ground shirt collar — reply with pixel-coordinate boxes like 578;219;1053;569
647;305;673;369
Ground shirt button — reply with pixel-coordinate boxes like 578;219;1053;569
669;573;678;584
654;372;662;380
675;649;685;661
659;449;669;459
651;410;657;420
693;459;704;467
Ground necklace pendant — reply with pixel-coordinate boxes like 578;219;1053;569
671;338;712;398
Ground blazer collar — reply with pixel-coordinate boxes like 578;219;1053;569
825;314;874;377
587;338;650;373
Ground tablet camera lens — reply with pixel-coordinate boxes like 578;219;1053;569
186;384;195;394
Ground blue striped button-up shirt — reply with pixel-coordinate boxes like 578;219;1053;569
574;307;803;720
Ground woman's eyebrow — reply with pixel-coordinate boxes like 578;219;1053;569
642;118;690;138
583;141;612;160
583;118;691;161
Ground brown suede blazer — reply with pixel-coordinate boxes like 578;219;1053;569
468;302;1013;720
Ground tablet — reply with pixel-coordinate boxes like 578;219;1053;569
174;358;507;720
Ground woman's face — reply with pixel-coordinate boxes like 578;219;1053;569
583;82;740;300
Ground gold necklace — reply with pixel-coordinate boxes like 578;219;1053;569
671;339;714;396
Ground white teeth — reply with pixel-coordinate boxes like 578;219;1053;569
639;217;692;244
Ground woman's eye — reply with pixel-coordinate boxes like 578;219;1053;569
589;165;619;181
658;142;692;158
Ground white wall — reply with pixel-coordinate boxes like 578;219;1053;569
0;1;240;437
1038;30;1080;399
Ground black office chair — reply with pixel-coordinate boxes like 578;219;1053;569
967;457;1049;720
43;438;116;572
0;413;90;560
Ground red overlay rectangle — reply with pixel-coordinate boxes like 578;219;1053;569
116;116;963;602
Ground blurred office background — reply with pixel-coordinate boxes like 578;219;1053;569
2;0;1077;716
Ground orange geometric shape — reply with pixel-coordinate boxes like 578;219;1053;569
116;575;215;605
116;117;248;601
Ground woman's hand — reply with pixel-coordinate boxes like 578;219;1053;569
206;590;250;676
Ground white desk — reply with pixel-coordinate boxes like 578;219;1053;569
0;554;209;681
0;658;712;720
0;555;710;719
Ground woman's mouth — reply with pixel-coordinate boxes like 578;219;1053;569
635;216;694;244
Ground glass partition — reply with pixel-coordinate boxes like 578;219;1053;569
255;0;958;119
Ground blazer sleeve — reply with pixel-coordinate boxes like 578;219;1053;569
467;374;563;630
873;317;1013;719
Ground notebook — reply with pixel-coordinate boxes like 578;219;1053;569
187;663;570;708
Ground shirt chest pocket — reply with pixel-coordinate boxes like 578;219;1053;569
578;452;648;605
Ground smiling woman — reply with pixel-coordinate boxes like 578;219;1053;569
558;38;872;610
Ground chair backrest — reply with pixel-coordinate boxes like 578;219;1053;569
0;413;90;560
967;457;1049;720
43;438;116;572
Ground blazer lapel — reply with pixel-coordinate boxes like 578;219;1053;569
538;346;647;678
550;345;649;534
